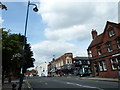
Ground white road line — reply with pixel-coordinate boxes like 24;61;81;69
66;82;104;90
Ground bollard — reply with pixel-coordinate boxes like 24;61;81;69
12;82;17;90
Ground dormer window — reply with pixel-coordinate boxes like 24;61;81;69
108;27;115;37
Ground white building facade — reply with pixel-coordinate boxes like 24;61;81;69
36;62;48;77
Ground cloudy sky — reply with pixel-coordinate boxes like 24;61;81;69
2;0;119;66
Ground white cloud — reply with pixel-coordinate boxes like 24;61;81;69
39;1;117;41
31;40;87;65
45;25;90;41
32;1;118;65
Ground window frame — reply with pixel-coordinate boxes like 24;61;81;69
110;58;119;70
102;61;107;71
88;49;92;57
98;60;107;72
97;46;102;55
108;27;115;37
106;42;112;52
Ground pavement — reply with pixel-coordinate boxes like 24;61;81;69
79;77;119;82
65;75;119;82
2;79;29;90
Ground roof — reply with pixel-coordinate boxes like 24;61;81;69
88;33;103;48
73;57;89;60
88;21;120;49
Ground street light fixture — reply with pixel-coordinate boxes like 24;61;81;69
18;1;38;90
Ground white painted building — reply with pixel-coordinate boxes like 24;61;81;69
35;62;48;77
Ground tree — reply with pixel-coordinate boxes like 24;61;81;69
0;2;7;10
2;29;35;83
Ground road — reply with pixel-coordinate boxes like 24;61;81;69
27;76;119;90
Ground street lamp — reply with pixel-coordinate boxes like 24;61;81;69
18;1;38;90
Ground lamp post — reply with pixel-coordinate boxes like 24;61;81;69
18;1;38;90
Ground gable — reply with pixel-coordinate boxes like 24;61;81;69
88;21;120;49
102;21;120;43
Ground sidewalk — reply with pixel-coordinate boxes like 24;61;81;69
79;76;119;82
2;79;29;90
66;75;119;82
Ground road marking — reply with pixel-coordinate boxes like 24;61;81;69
26;80;31;89
66;82;104;90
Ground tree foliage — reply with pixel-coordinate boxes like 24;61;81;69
2;28;35;79
0;2;7;10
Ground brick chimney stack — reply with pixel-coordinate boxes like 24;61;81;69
91;29;97;39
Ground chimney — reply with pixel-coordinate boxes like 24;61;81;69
52;55;55;61
91;29;97;39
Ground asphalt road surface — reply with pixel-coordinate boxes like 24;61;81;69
27;76;119;90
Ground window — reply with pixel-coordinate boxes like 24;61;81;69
117;40;120;49
116;57;120;69
61;60;63;66
67;59;69;64
88;49;92;57
79;61;82;64
88;61;90;64
98;61;103;71
102;61;107;71
106;42;112;52
97;46;102;55
66;57;72;64
111;58;119;70
98;60;107;71
109;27;115;37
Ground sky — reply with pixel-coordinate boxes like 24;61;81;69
1;0;119;66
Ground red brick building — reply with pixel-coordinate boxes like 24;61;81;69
87;21;120;78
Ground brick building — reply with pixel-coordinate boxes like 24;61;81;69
87;21;120;78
